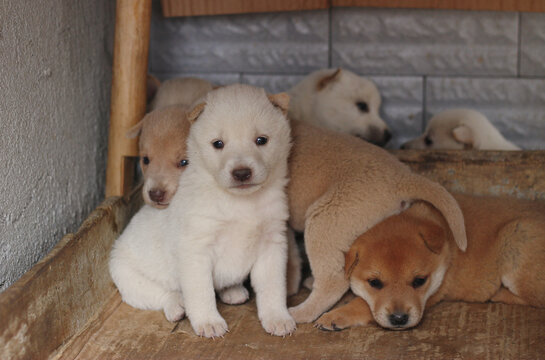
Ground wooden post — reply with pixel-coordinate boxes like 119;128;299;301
105;0;152;198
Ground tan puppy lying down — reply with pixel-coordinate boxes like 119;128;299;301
315;194;545;330
401;108;520;150
287;120;467;323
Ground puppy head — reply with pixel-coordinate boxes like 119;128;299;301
313;68;390;146
346;203;451;330
127;105;191;208
401;109;496;150
186;84;292;195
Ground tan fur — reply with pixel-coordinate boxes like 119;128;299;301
287;120;467;323
315;194;545;330
149;77;214;111
130;105;191;208
316;68;341;91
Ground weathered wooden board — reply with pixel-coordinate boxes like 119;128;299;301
1;151;544;360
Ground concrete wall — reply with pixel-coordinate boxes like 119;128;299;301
150;5;545;149
0;1;115;291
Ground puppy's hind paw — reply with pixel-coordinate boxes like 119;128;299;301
219;284;249;305
261;312;296;337
191;316;228;338
163;293;185;322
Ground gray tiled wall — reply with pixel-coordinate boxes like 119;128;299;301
150;2;545;149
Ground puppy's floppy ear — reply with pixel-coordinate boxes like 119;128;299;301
267;93;290;115
452;125;474;148
188;102;206;124
418;221;446;254
316;68;342;91
344;249;360;280
126;120;144;139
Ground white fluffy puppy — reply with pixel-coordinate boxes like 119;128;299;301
288;68;391;146
401;108;520;150
110;84;295;338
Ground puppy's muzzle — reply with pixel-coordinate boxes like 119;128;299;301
232;167;252;182
148;189;166;203
388;311;409;327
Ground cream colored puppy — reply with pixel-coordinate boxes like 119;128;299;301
288;68;391;146
149;77;214;111
110;84;295;338
402;108;520;150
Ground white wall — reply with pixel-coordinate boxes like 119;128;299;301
0;0;115;291
150;5;545;149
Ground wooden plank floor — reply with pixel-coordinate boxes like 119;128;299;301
55;288;545;360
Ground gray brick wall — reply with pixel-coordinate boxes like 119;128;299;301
150;2;545;149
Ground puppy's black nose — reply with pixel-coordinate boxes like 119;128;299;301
400;142;408;150
149;189;166;203
389;312;409;326
383;129;392;144
232;168;252;182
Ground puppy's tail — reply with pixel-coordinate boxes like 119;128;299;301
400;175;467;251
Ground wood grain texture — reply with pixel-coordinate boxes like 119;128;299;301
333;0;545;12
161;0;330;17
160;0;545;16
0;194;142;360
105;0;151;197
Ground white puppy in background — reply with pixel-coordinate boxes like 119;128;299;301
401;108;520;150
110;84;296;338
288;68;391;146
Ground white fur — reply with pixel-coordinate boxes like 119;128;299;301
402;108;520;150
288;68;390;146
109;84;295;338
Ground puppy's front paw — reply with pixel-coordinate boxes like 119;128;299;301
219;285;249;305
190;315;228;338
261;312;296;337
314;311;350;331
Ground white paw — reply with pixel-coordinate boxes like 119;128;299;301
190;315;228;338
163;293;185;322
261;312;296;337
219;285;249;305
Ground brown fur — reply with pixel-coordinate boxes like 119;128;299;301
287;120;467;323
128;105;191;208
315;194;545;330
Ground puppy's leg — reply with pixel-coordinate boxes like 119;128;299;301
179;256;228;338
219;284;249;305
497;219;545;307
315;297;374;331
286;227;302;296
251;234;296;336
109;259;185;322
289;187;406;323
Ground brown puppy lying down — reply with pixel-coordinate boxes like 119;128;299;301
287;120;467;323
315;194;545;330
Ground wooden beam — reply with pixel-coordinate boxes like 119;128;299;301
105;0;152;198
332;0;545;13
161;0;330;17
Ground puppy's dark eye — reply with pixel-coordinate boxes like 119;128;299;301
424;136;433;146
256;136;268;146
356;101;369;113
212;140;224;149
177;159;189;168
412;276;427;288
368;278;383;289
142;156;150;165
